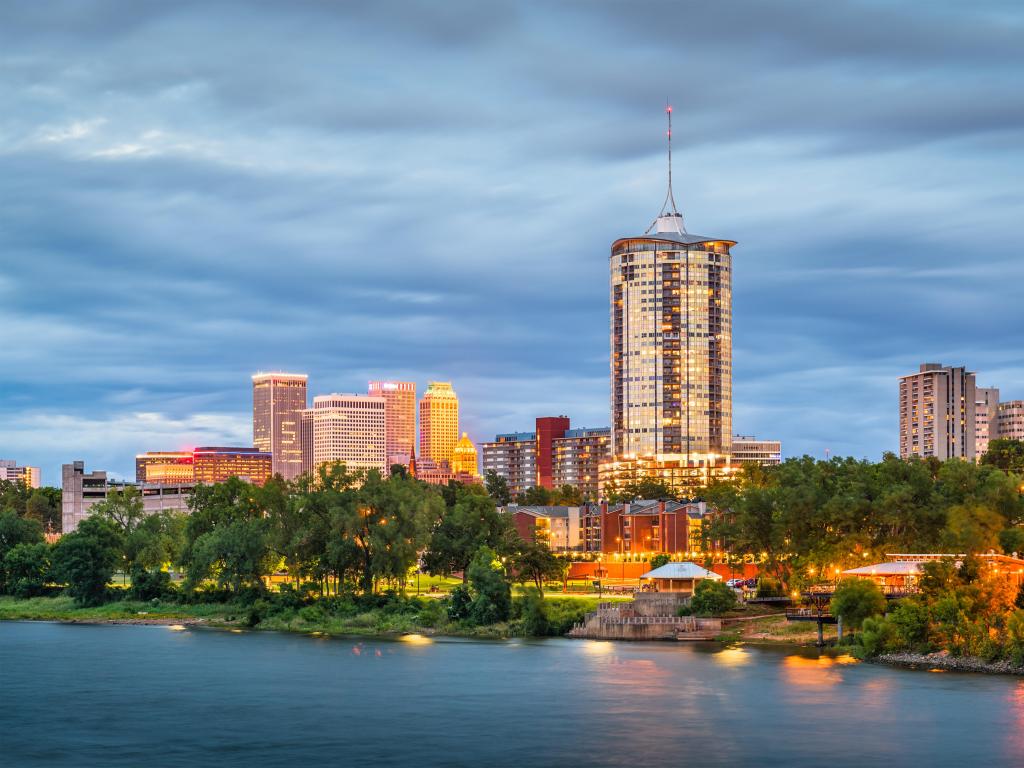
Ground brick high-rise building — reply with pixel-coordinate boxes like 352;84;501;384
368;380;417;468
535;416;570;489
898;363;976;461
418;382;459;465
252;372;308;480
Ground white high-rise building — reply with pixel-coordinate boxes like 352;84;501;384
306;394;387;476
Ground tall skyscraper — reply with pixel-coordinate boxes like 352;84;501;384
308;394;387;475
419;381;459;465
252;372;308;480
975;386;1000;458
368;380;417;467
603;106;735;495
898;363;976;460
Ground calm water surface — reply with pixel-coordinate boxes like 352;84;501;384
2;621;1023;767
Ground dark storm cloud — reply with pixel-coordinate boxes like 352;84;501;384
0;0;1021;480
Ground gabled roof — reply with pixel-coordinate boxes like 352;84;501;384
640;562;722;581
843;562;922;577
511;506;575;519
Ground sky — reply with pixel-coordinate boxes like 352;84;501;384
1;0;1023;484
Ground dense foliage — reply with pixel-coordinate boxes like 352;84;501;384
704;453;1024;587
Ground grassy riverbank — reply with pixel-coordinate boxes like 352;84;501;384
0;594;605;639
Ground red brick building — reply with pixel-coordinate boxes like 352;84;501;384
582;499;708;556
535;416;571;489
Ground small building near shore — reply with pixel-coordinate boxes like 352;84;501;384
639;562;722;595
842;553;1024;594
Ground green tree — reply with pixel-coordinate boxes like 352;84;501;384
2;542;51;597
830;578;886;631
467;546;511;625
180;477;277;593
516;587;550;636
1000;527;1024;556
516;486;554;505
0;510;44;567
50;516;122;605
510;540;566;595
981;439;1024;474
942;502;1006;553
423;485;511;582
605;477;677;504
484;470;512;506
650;553;671;569
690;579;737;616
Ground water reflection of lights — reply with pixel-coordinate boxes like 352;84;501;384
713;646;751;667
781;654;844;687
1006;682;1024;754
399;633;433;645
167;624;186;632
582;641;613;656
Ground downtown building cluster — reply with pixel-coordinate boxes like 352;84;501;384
898;362;1024;462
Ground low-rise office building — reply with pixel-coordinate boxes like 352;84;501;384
61;461;133;533
0;460;41;488
730;435;782;466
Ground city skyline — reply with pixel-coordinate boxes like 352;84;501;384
3;2;1023;483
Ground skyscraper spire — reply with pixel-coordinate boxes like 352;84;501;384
646;103;686;235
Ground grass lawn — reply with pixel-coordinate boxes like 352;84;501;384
0;595;236;623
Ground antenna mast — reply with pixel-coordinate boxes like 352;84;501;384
646;103;685;234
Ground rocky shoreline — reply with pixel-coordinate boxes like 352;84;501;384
874;651;1024;676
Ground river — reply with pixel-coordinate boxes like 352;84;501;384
1;621;1022;766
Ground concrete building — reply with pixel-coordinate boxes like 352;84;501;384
252;372;308;480
419;382;459;465
368;380;417;468
730;435;782;466
480;432;536;497
0;460;41;488
193;447;272;485
975;387;1000;458
61;461;133;533
608;108;734;494
140;483;194;515
999;400;1024;442
307;394;387;475
412;458;481;487
552;427;611;500
898;363;976;460
451;433;479;477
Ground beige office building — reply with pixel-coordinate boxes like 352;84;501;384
975;387;1000;458
252;372;308;480
731;435;782;466
307;394;387;475
419;382;459;465
368;380;417;467
898;363;976;461
998;400;1024;442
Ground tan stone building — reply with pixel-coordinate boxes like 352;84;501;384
418;382;459;465
252;372;308;480
368;380;416;468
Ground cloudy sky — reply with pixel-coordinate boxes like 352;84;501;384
2;0;1022;483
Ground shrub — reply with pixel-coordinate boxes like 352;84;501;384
128;566;174;601
416;598;447;628
467;547;511;625
756;577;784;598
858;615;899;657
690;579;737;616
830;579;886;631
649;554;671;569
3;542;51;598
887;600;931;652
447;584;472;621
515;588;550;636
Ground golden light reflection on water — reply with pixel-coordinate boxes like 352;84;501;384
582;641;613;656
713;646;751;667
399;633;433;645
781;654;845;687
1005;681;1024;754
166;624;186;632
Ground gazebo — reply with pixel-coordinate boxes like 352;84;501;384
639;562;722;595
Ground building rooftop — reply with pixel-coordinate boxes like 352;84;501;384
613;231;736;249
641;562;722;581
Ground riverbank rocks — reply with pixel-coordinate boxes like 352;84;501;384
875;652;1024;676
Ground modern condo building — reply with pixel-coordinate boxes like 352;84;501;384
898;363;976;461
604;107;736;495
552;427;611;500
480;432;537;497
252;372;308;480
731;435;782;466
998;400;1024;442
